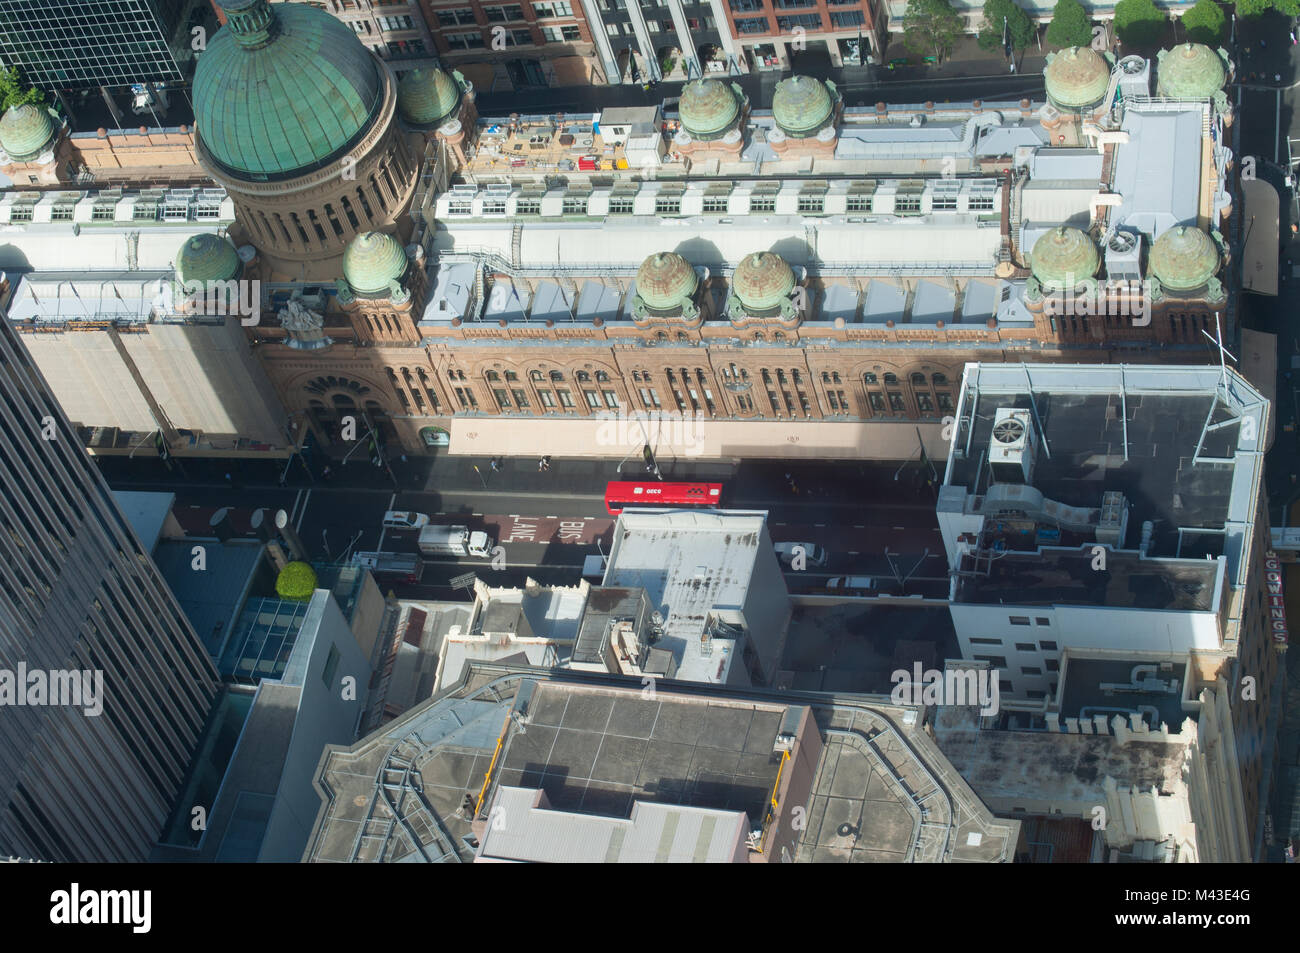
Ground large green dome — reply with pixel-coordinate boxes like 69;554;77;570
1030;226;1099;289
1156;44;1227;100
678;79;742;140
195;0;383;179
1149;226;1219;290
772;76;834;137
0;104;57;162
175;234;242;287
343;231;407;295
1044;47;1111;110
397;68;463;128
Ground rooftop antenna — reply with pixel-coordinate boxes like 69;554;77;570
1200;312;1237;398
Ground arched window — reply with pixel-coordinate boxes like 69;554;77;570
677;332;688;342
656;331;668;342
864;372;878;384
932;373;947;386
486;370;500;381
596;370;609;382
530;370;544;382
884;372;898;384
549;370;564;382
576;371;590;382
753;332;764;342
505;370;518;381
773;331;785;341
821;372;830;383
910;372;926;387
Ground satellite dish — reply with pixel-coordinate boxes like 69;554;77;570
993;418;1026;444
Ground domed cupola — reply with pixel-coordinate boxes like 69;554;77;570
1029;226;1100;292
195;0;384;180
728;252;798;320
771;75;838;138
1044;47;1112;111
0;103;59;163
632;252;701;322
678;79;745;141
342;231;409;298
397;68;470;130
1148;226;1223;299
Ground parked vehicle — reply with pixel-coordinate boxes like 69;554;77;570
774;541;828;568
350;551;423;583
418;524;493;558
824;576;877;592
383;510;429;530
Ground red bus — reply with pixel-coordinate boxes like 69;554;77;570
605;481;724;515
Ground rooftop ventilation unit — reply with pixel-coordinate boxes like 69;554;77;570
989;407;1036;485
1117;56;1151;101
1105;230;1142;282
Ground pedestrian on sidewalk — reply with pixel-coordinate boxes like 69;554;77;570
538;455;551;472
1277;73;1283;84
489;457;501;473
322;465;333;482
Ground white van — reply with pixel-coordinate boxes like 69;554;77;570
774;541;828;568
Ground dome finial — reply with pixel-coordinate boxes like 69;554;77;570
219;0;279;50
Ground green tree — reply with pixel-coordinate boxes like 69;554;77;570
1046;0;1094;48
902;0;965;63
0;67;44;111
276;561;318;602
977;0;1036;51
1113;0;1167;46
1237;0;1300;17
1179;0;1225;44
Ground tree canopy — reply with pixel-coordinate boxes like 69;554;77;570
977;0;1036;52
0;67;45;112
1179;0;1225;45
1113;0;1168;47
1237;0;1300;18
1045;0;1094;48
902;0;965;63
276;561;318;602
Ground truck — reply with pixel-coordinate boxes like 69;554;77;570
418;524;493;558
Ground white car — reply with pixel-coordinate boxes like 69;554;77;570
382;510;429;530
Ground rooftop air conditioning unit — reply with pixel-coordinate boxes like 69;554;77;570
988;407;1036;485
1105;230;1142;282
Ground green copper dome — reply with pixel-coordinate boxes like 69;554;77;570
1030;226;1099;289
343;231;407;295
732;252;794;312
771;75;835;137
678;79;742;140
175;234;242;287
635;252;698;310
1156;44;1227;100
1044;47;1111;109
1149;226;1219;291
0;104;57;162
195;0;382;179
397;68;463;128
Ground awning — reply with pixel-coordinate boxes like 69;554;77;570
1241;178;1280;297
447;415;949;461
1240;327;1277;450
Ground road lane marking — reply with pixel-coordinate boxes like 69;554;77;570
295;490;311;532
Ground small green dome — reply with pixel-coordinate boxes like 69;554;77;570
1044;47;1111;109
678;79;742;140
732;252;794;312
1156;44;1227;100
1149;226;1219;291
1030;226;1099;289
635;252;698;310
771;75;834;137
195;0;382;179
343;231;407;295
0;104;57;162
397;68;463;128
175;234;242;287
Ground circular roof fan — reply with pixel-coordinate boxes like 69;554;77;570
1120;56;1145;74
993;418;1026;444
1109;232;1137;253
